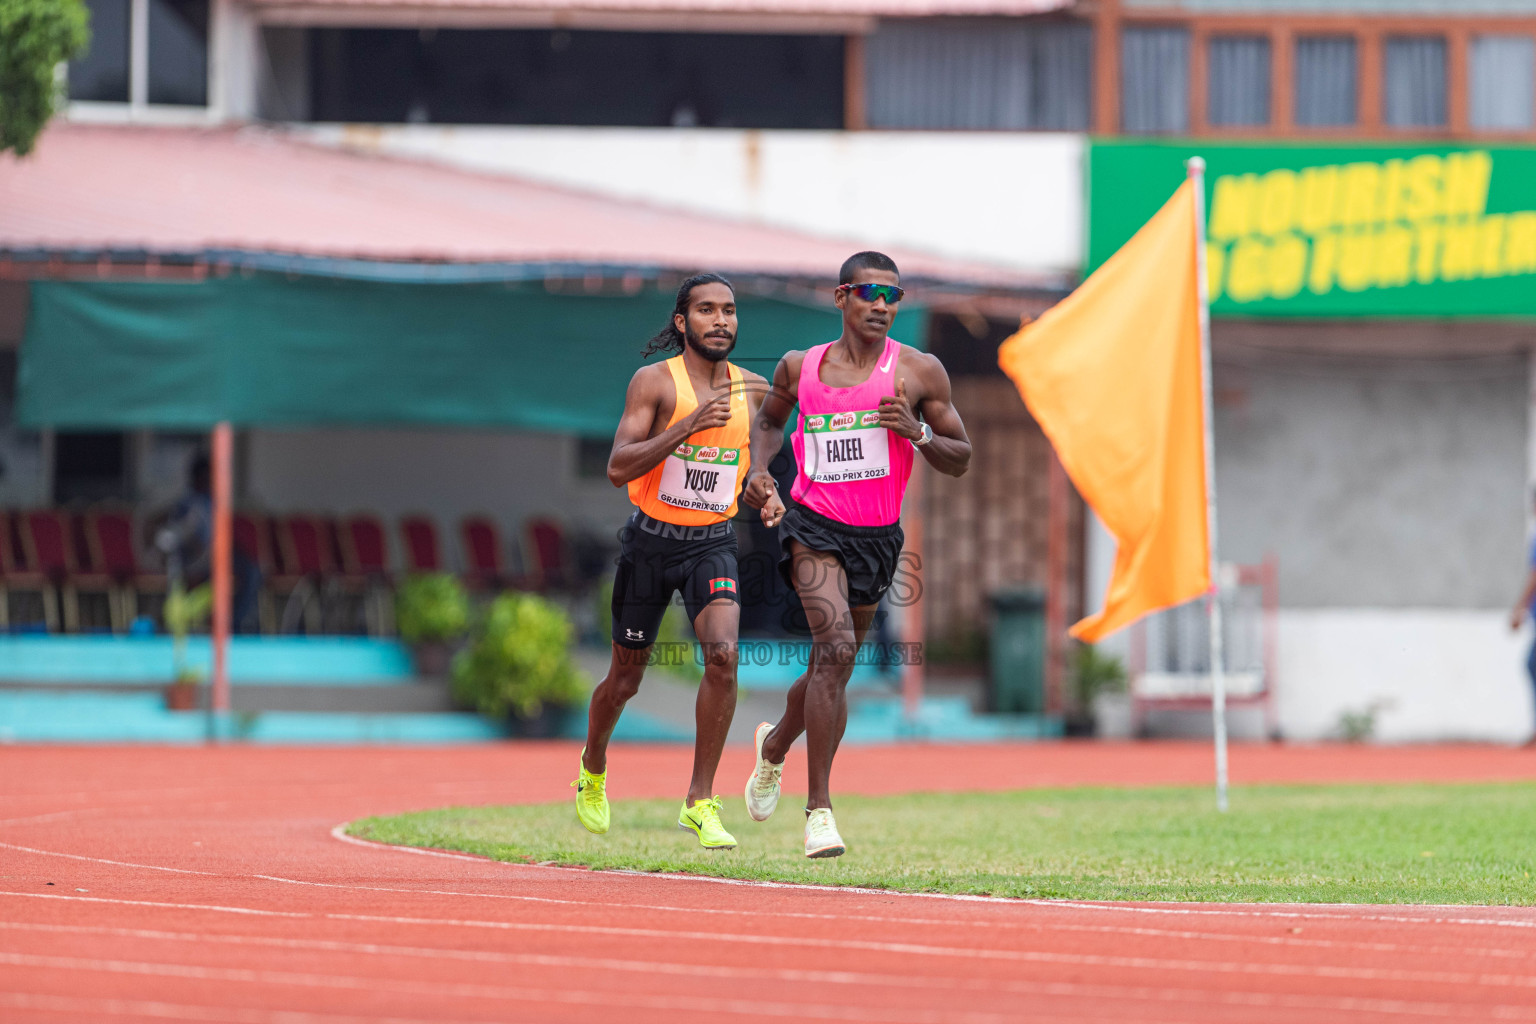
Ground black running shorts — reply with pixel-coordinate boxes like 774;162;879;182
777;504;905;609
611;510;740;650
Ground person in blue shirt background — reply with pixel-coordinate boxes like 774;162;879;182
157;454;262;634
1508;509;1536;744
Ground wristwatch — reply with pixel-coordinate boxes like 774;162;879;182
914;422;934;447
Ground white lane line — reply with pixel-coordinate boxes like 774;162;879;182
18;887;1527;990
14;902;1536;976
330;827;489;863
0;950;1015;1024
11;822;1535;939
1032;900;1536;930
9;917;1536;1018
335;824;1027;903
0;990;1176;1024
12;887;1536;992
1;942;1529;1023
0;840;218;876
11;816;1536;957
263;862;1536;963
0;890;307;917
0;808;110;828
333;825;1536;932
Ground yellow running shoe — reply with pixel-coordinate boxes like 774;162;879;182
571;749;609;835
678;796;737;850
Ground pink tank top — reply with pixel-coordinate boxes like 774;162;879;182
790;337;915;528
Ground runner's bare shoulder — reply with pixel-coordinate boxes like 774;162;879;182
737;366;770;395
895;346;946;388
775;350;808;396
627;360;676;419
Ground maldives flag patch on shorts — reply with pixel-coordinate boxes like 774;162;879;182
710;578;737;594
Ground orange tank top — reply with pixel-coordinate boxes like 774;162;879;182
628;357;751;525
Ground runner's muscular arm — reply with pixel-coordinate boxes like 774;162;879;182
742;352;802;525
878;350;971;478
606;365;731;487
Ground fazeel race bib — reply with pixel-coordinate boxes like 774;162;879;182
657;442;742;514
800;409;890;484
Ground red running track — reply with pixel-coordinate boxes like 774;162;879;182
4;740;1536;1023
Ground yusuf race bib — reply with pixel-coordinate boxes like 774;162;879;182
657;443;741;514
802;410;890;484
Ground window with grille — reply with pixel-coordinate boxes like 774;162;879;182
67;0;208;108
1383;35;1447;128
148;0;209;106
1294;35;1357;127
68;0;130;102
1121;26;1190;134
1470;35;1535;131
865;19;1093;131
1208;35;1270;128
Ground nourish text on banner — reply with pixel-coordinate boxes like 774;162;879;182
1088;142;1536;317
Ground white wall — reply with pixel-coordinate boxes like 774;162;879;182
1082;332;1534;742
1278;609;1532;743
297;125;1085;276
1212;337;1528;609
244;427;634;571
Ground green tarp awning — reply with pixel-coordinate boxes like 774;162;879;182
19;274;925;432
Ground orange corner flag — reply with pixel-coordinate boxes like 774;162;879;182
999;180;1210;642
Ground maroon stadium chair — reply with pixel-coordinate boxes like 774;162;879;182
524;517;571;593
337;513;393;635
0;510;56;632
273;513;333;633
337;514;390;577
278;513;338;577
459;515;507;592
86;506;167;631
23;509;112;633
399;515;442;574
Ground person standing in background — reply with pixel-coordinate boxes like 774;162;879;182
1509;492;1536;745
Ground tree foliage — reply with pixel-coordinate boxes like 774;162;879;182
0;0;88;157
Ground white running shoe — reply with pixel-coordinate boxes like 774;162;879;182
744;721;784;822
804;807;845;859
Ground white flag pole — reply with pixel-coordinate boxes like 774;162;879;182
1186;156;1229;813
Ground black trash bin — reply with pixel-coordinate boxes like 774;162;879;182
988;586;1046;714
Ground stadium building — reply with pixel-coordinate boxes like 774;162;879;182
2;0;1535;741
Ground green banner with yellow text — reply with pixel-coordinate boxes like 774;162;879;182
1089;140;1536;317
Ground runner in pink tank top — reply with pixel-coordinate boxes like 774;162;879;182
790;336;914;528
740;251;973;859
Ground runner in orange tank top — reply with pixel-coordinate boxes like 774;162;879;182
573;273;769;851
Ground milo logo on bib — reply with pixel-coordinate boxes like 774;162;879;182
802;408;891;484
658;444;743;513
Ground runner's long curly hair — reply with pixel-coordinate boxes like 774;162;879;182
642;273;735;358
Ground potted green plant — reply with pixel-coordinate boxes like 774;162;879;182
451;592;588;737
395;573;471;677
163;582;212;711
1071;643;1131;739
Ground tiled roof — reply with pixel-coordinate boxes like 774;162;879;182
250;0;1071;15
0;124;1052;290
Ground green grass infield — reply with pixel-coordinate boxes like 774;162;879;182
347;782;1536;904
